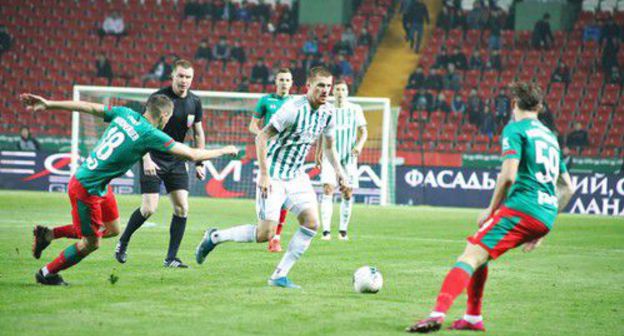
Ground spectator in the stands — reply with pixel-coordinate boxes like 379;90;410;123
466;88;484;126
432;92;451;120
468;50;483;70
234;0;253;22
336;54;354;78
480;104;496;139
293;59;307;87
254;0;272;23
450;46;468;70
142;56;170;85
583;18;601;43
212;36;231;64
550;61;571;85
433;47;451;69
230;39;246;64
451;94;466;116
531;13;554;50
333;40;353;56
567;122;589;149
602;36;620;74
494;87;511;126
302;34;319;56
183;1;202;23
95;53;113;85
407;66;426;89
98;12;127;45
443;63;462;91
486;8;503;50
424;68;444;91
600;15;622;47
403;0;430;52
251;58;270;84
436;5;454;33
194;39;212;61
319;34;334;55
211;1;225;21
466;1;487;30
341;25;358;51
237;76;250;92
484;50;502;71
607;65;622;85
277;11;295;35
17;126;40;152
412;88;434;115
358;27;373;47
0;25;12;57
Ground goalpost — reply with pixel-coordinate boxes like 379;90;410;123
71;86;393;205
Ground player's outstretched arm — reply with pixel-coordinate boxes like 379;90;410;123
20;93;106;118
478;158;519;226
168;142;238;162
324;135;352;198
556;172;575;213
255;125;278;198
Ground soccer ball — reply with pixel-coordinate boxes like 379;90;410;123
353;266;383;293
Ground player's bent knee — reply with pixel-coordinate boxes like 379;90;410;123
140;205;157;218
81;236;100;253
173;205;188;217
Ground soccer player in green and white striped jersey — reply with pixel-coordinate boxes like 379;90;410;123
196;66;350;289
320;80;368;241
249;68;293;253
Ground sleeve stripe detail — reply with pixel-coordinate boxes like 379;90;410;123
502;150;517;156
164;139;175;148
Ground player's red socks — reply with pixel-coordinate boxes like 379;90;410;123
433;261;475;314
52;225;79;239
466;264;488;316
276;209;288;236
46;243;87;274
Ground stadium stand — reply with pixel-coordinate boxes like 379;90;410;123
0;0;392;141
398;0;624;159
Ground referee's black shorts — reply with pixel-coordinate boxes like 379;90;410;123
139;160;189;194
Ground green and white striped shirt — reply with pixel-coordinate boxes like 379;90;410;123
267;96;335;180
333;101;367;166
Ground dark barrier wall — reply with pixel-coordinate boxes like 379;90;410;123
396;166;624;216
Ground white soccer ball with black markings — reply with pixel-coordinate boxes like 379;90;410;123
353;266;383;293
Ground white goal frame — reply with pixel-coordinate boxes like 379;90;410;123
72;85;392;205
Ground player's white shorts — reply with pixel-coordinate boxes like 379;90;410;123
256;173;317;222
320;157;359;189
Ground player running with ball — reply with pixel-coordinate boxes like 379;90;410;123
24;93;238;286
195;66;351;289
249;68;294;253
406;82;575;333
320;79;367;241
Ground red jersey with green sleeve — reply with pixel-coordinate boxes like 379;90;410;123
500;118;567;228
75;106;175;196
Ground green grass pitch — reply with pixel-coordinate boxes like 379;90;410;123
0;191;622;335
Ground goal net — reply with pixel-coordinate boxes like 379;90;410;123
72;86;393;205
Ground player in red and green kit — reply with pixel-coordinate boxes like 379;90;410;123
21;93;238;286
406;82;575;333
248;68;293;253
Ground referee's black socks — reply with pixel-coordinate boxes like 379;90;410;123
167;215;187;260
120;208;147;245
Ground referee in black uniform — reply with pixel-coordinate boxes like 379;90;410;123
116;59;206;268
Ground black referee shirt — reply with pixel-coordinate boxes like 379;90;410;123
147;86;203;165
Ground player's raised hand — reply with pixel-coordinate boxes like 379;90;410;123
20;93;49;111
143;158;160;176
258;173;271;199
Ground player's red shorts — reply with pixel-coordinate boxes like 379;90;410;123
467;206;549;260
68;176;119;238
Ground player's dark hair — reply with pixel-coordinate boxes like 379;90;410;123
509;81;543;112
334;79;349;87
276;68;291;75
146;94;174;118
173;59;193;71
308;66;333;81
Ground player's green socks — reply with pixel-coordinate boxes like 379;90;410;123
45;243;88;274
270;226;316;279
